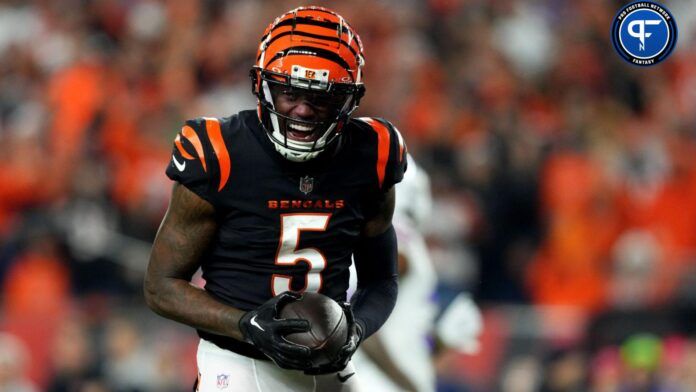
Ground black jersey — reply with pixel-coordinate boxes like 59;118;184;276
166;110;406;312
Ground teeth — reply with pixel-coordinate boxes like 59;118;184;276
288;122;314;132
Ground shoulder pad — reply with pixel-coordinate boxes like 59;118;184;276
166;117;232;198
354;117;408;191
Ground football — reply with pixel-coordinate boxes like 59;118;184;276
279;292;349;367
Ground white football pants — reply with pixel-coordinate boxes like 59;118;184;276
195;339;359;392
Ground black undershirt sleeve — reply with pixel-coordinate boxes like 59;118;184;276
350;225;399;340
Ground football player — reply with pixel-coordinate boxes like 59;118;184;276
144;6;406;392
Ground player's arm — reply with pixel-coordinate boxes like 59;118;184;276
348;118;405;339
360;334;419;392
144;183;246;340
304;187;399;375
355;209;417;391
145;184;311;369
398;251;409;275
351;186;399;340
358;242;419;392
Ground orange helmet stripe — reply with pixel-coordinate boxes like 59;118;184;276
204;118;231;191
265;16;352;38
263;19;362;58
181;125;207;172
263;45;353;76
259;30;360;61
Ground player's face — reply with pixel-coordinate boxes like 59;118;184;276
271;85;350;142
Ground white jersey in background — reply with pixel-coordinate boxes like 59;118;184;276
350;155;438;392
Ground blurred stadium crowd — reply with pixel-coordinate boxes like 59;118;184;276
2;0;696;391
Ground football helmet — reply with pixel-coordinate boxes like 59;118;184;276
250;6;366;162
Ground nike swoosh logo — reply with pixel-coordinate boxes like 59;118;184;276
172;154;186;172
250;315;265;331
337;372;355;383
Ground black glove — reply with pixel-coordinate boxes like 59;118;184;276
239;291;312;370
304;302;361;375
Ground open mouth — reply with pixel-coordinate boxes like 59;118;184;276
286;121;318;141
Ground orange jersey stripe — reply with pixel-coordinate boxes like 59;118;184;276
392;125;405;163
174;134;195;160
365;118;391;189
181;125;207;172
205;118;231;191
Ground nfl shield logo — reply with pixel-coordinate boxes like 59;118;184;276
300;176;314;195
216;374;229;389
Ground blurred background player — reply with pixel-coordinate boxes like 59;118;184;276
351;155;483;392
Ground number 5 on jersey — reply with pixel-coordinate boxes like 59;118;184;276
272;213;331;295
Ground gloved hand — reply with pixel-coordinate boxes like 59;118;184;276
239;291;312;370
304;301;361;375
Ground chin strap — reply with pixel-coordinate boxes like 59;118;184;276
254;73;360;161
